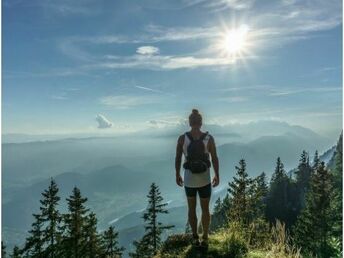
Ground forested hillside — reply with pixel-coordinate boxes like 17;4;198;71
2;133;342;258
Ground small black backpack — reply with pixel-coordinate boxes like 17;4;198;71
183;132;211;174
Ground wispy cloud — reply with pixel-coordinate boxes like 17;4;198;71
218;96;249;103
56;1;340;71
4;0;102;16
203;0;255;11
90;53;249;71
134;85;175;96
268;87;341;96
51;95;68;100
10;0;341;75
136;0;255;11
146;113;189;128
144;24;218;42
99;95;159;109
148;118;187;128
215;85;271;92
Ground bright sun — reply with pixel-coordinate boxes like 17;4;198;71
218;24;250;58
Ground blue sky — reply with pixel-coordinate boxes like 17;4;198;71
2;0;342;137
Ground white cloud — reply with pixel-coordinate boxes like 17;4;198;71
91;54;245;71
50;0;341;72
95;114;113;129
204;0;255;11
136;46;160;55
99;95;158;109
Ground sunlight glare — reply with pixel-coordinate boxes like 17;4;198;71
223;24;249;54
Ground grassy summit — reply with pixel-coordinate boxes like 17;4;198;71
155;221;302;258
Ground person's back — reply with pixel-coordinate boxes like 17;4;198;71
175;109;219;250
183;130;211;188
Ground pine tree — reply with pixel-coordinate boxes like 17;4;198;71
39;179;61;258
210;194;231;232
22;213;45;257
83;212;102;258
312;150;320;172
296;151;311;183
130;235;151;258
250;172;268;219
329;133;343;249
293;151;313;219
130;183;174;257
293;162;334;257
210;197;224;232
63;187;90;258
266;157;292;227
2;241;7;258
11;246;21;258
101;225;125;258
295;151;312;193
228;159;253;225
333;132;342;190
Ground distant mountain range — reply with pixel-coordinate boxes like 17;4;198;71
2;121;334;186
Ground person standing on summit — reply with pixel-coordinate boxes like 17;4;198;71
175;109;220;249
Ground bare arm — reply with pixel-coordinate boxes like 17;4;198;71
175;135;184;186
208;135;219;186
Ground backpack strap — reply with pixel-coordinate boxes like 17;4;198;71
185;131;209;141
185;132;194;142
200;131;209;141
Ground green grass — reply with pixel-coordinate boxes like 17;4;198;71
156;220;302;258
246;250;268;258
157;233;249;258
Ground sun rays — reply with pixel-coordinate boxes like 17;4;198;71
215;24;253;63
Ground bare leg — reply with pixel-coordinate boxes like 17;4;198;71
200;197;210;240
186;197;198;237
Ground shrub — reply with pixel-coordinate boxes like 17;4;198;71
266;220;301;258
221;222;248;258
160;234;192;253
247;218;271;249
328;237;343;258
223;232;248;258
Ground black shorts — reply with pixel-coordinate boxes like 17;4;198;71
185;183;211;198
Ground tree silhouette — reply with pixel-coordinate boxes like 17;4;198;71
293;162;334;257
295;151;312;207
2;241;7;258
39;179;61;258
10;246;21;258
63;187;90;258
312;150;320;172
102;226;125;258
22;213;44;257
329;133;343;249
250;172;268;219
210;194;231;232
83;212;102;257
130;183;174;257
266;157;292;226
228;159;253;225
